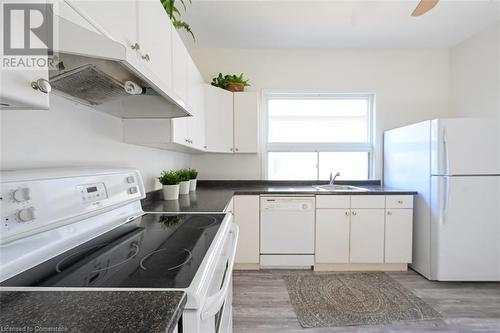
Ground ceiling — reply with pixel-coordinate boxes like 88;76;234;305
181;0;500;49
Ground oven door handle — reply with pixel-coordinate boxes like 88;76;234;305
201;223;239;320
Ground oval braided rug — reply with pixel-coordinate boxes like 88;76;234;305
283;272;442;328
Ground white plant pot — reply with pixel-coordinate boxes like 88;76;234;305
162;184;180;200
179;181;190;195
189;179;197;191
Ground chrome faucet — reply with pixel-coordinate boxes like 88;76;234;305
329;172;341;185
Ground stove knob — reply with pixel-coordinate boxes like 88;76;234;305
18;207;36;222
13;188;31;202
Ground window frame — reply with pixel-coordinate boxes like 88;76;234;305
261;91;375;180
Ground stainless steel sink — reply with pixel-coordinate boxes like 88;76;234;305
314;184;369;191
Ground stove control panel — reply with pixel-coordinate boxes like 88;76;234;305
77;183;108;204
0;168;145;244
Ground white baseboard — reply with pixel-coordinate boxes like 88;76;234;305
234;263;260;270
313;263;408;272
260;254;314;269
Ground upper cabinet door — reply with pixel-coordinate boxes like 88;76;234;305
0;69;50;110
171;29;189;109
204;85;234;153
70;1;138;50
233;92;259;153
0;2;50;110
187;57;205;149
136;0;172;89
171;117;189;147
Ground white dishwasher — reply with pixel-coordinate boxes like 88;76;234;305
260;196;315;268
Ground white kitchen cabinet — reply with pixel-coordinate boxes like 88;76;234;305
0;1;51;110
316;195;350;209
172;57;196;148
315;194;414;269
385;195;414;209
69;0;175;99
204;87;259;154
171;116;190;147
349;209;385;263
124;48;205;152
233;92;259;153
204;85;234;153
122;118;197;152
187;57;205;149
315;209;350;263
171;29;189;108
71;1;138;51
170;56;205;150
385;209;413;263
350;195;385;209
233;195;260;267
136;0;172;89
0;69;50;110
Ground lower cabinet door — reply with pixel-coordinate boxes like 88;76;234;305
384;209;413;263
233;195;259;264
315;209;350;263
349;209;385;263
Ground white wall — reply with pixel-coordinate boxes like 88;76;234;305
449;22;499;122
0;95;191;191
191;48;450;179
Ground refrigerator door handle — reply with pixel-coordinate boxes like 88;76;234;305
443;128;450;175
441;176;450;225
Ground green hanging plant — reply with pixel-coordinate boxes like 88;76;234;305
161;0;195;41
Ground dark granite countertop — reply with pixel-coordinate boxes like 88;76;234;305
0;290;186;333
143;180;417;213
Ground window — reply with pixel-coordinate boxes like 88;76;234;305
263;93;374;180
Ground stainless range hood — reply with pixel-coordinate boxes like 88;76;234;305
51;14;191;119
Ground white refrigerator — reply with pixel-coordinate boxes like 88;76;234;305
384;118;500;281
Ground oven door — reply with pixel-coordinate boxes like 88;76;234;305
201;222;239;333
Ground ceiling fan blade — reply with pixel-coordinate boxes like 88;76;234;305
411;0;439;16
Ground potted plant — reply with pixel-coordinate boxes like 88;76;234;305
188;168;198;191
211;73;250;92
158;170;180;200
161;0;195;41
177;168;191;195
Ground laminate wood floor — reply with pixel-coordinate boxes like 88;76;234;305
232;270;500;333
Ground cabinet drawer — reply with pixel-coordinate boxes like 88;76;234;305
316;195;350;209
386;195;413;209
350;195;385;209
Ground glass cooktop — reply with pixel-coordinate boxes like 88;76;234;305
1;213;226;289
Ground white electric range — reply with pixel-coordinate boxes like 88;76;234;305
0;168;238;333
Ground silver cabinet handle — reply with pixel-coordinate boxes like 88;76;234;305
142;54;150;61
131;42;140;50
387;211;392;216
398;200;403;204
203;145;208;149
230;148;234;152
31;79;51;94
345;211;350;216
352;211;357;216
235;148;239;152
